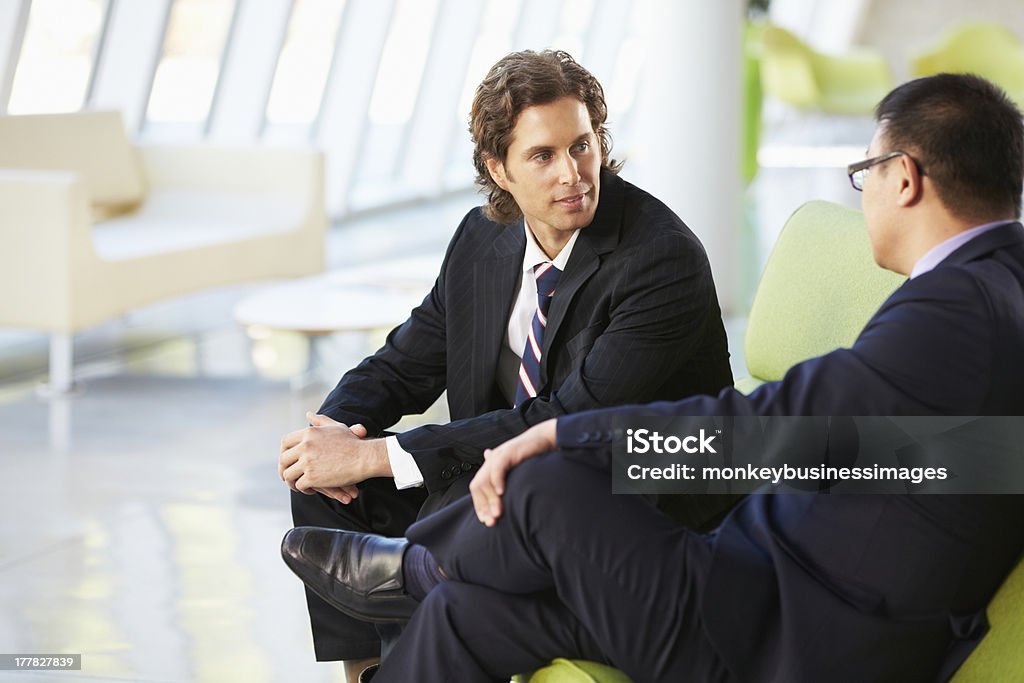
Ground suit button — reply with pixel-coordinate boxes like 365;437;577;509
603;431;613;441
461;462;473;472
577;432;589;443
441;470;452;480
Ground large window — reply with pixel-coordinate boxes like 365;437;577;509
146;0;235;124
265;0;346;126
0;0;645;218
550;0;596;61
7;0;105;115
350;0;440;205
445;0;524;187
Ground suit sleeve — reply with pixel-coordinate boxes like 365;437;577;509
315;214;471;434
399;229;729;492
555;266;995;472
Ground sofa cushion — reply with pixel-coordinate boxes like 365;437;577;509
92;190;306;261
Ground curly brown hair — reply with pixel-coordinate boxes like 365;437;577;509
470;50;622;224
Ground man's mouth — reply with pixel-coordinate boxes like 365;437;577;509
555;189;589;206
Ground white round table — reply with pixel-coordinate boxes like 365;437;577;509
234;258;439;386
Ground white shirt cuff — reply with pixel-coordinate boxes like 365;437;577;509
386;435;425;489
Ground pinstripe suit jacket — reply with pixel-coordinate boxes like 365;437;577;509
319;170;733;492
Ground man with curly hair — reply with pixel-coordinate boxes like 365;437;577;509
279;49;734;679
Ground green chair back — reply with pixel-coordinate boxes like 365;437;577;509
737;200;904;393
910;22;1024;107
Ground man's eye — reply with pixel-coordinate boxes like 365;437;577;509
535;153;552;162
573;142;590;153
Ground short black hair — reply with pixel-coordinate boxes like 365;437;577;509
875;73;1024;220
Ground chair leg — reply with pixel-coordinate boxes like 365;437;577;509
48;332;74;394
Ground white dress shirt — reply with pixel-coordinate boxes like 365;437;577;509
386;220;581;489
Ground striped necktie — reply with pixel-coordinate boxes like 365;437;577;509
514;262;562;407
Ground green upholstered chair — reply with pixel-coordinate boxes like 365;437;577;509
516;201;1022;681
759;24;893;115
951;558;1024;681
736;199;904;393
737;200;1024;679
910;22;1024;108
513;659;633;683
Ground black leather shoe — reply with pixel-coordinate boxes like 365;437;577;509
281;527;418;623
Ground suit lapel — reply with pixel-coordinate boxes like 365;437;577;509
541;170;625;383
471;222;524;410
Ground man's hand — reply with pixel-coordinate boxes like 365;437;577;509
309;423;367;504
279;413;393;497
470;419;557;527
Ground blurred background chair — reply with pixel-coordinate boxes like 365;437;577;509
910;21;1024;107
742;21;766;186
0;110;326;392
759;23;894;115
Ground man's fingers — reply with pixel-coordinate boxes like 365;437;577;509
294;471;320;494
350;423;369;438
314;487;353;504
490;456;507;497
470;469;494;523
306;411;342;427
282;462;306;492
485;497;502;526
278;447;299;481
469;459;506;525
280;427;305;452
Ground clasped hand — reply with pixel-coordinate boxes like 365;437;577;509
279;412;391;504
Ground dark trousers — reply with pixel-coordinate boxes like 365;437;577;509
290;475;474;660
376;452;735;683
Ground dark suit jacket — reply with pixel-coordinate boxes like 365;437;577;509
559;222;1024;681
319;170;733;493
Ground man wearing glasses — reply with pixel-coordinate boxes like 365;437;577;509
284;73;1024;681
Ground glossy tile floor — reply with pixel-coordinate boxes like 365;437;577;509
0;138;864;682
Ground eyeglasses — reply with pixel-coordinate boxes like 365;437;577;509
847;151;924;191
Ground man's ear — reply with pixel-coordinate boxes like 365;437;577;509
485;156;509;191
895;153;924;208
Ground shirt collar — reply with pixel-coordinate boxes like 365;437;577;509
521;219;580;273
909;220;1016;279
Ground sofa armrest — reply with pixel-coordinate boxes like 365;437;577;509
0;170;94;330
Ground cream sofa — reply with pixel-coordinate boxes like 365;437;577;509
0;111;326;392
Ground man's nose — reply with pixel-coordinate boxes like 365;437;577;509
559;153;581;185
